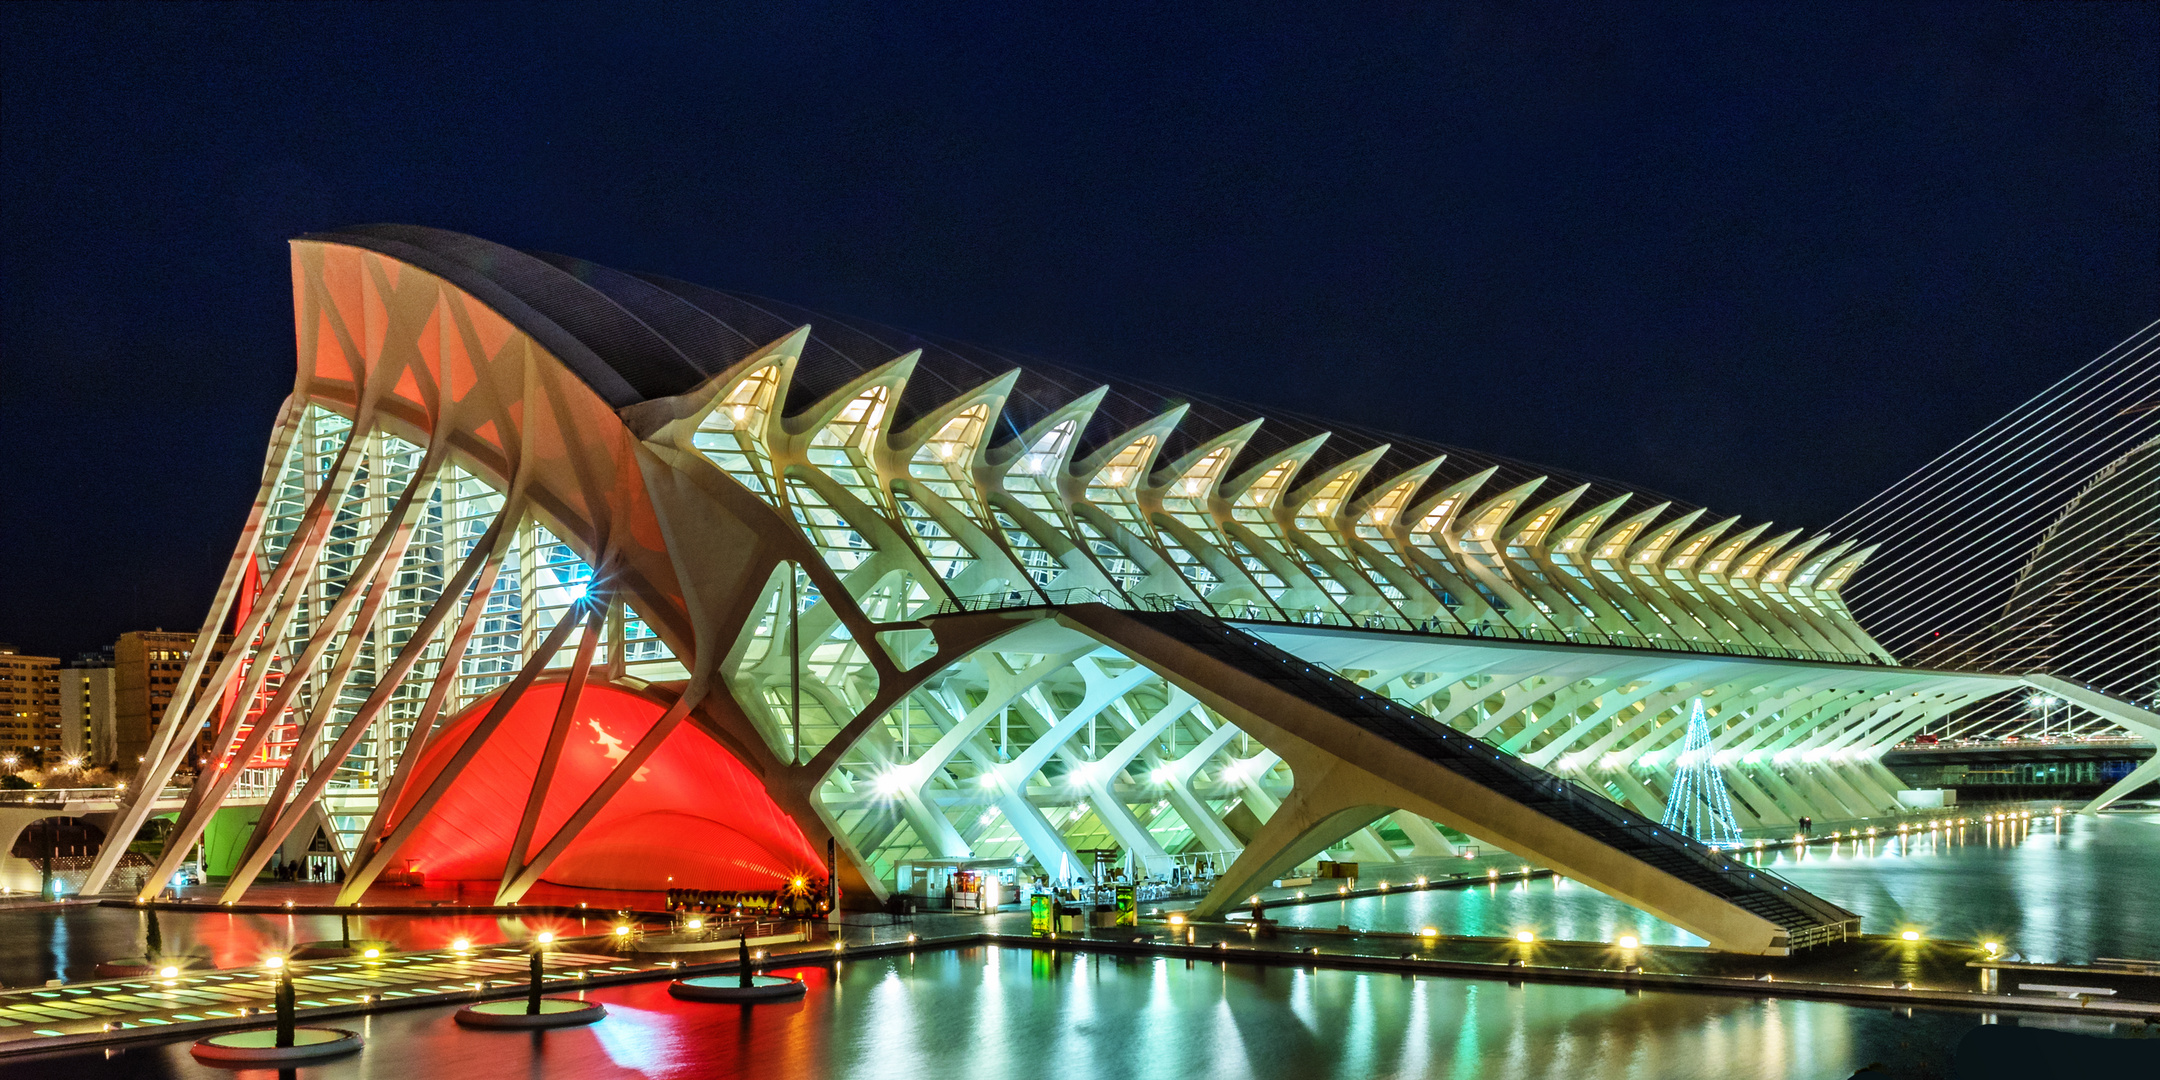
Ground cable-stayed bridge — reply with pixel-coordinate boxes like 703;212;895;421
1834;319;2160;809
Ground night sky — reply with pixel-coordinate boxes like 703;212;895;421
2;3;2153;657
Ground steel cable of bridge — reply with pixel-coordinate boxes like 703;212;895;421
1843;389;2160;648
1833;321;2159;548
1835;339;2158;567
1951;452;2160;659
1931;467;2160;739
1834;323;2160;655
1856;421;2160;659
1836;350;2157;629
1836;350;2159;572
1822;321;2160;750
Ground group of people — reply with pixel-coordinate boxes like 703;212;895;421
664;882;829;918
269;857;340;883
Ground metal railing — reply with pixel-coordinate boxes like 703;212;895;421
0;786;181;808
934;588;1892;668
0;789;101;808
1891;735;2154;752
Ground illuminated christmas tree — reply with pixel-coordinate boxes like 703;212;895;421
1660;697;1743;847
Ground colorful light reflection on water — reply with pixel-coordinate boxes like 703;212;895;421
9;948;1993;1080
0;907;617;985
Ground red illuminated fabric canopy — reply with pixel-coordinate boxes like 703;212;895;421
387;680;821;891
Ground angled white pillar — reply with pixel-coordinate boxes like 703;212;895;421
139;420;402;899
276;515;517;896
1156;721;1245;854
1718;764;1793;826
1387;811;1457;856
1065;689;1206;876
1076;777;1175;875
338;598;588;904
2084;756;2160;814
80;398;306;894
2019;675;2160;813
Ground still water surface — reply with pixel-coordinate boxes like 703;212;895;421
6;947;2004;1080
1271;809;2160;961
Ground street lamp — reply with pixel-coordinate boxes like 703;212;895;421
2028;694;2060;737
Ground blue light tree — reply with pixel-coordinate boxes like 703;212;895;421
1659;698;1743;847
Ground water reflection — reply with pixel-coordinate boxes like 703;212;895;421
1765;809;2160;962
1274;811;2160;960
14;948;1989;1079
0;906;614;984
1269;874;1709;946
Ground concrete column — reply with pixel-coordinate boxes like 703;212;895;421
1744;763;1821;824
1080;781;1174;876
1387;811;1456;856
1339;825;1400;865
1836;761;1902;815
1156;721;1244;854
1604;766;1667;820
1164;775;1241;853
896;786;970;858
993;789;1084;884
1789;765;1864;821
2085;755;2160;813
1811;763;1887;819
1720;766;1793;827
1193;762;1395;917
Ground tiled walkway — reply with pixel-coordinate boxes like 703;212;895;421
0;945;638;1044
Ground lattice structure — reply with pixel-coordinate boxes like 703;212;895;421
1659;699;1743;847
71;225;2093;945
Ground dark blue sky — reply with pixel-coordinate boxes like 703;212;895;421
2;2;2153;655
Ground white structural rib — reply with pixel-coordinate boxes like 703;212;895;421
124;232;2148;950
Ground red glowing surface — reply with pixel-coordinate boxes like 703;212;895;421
388;681;820;891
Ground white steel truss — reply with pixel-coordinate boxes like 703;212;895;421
85;228;2138;951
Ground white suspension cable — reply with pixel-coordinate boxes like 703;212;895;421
1834;320;2158;742
1833;321;2160;534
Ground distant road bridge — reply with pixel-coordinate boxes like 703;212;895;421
0;790;276;895
1882;736;2155;767
1882;736;2157;802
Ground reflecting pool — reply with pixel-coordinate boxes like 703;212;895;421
4;947;2033;1080
1270;810;2160;961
